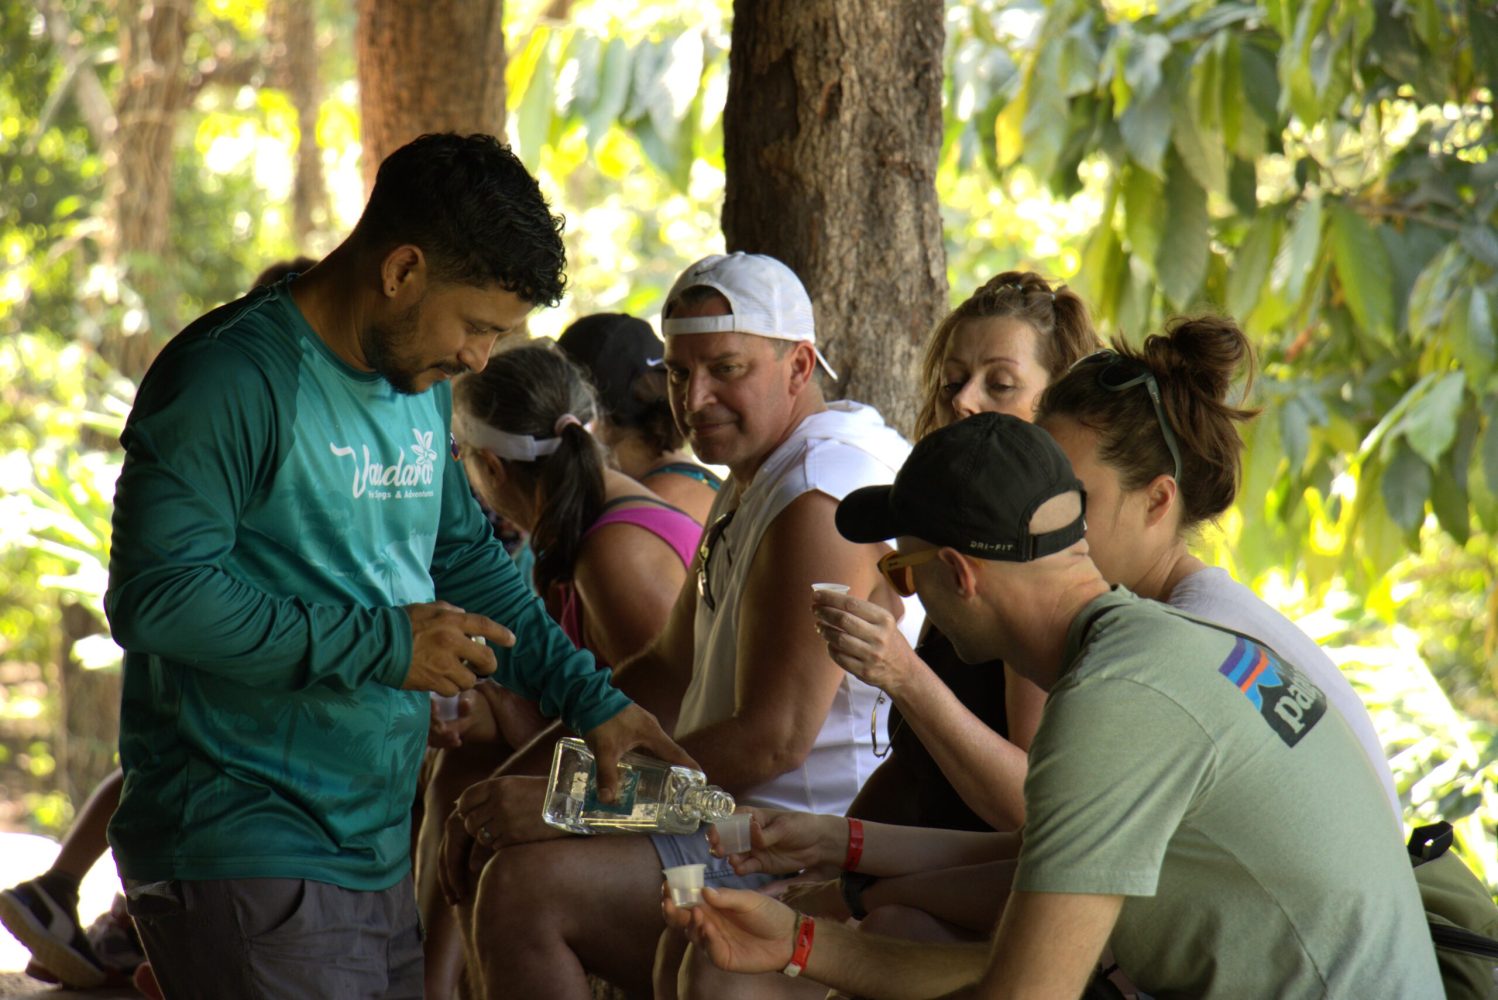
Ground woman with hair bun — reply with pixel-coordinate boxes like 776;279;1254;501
558;312;721;525
1037;316;1400;823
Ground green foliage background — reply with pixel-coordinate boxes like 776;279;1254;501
1;0;1493;890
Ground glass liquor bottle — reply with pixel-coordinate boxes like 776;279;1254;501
542;737;735;835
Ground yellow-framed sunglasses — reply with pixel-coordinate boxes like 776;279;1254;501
876;547;942;598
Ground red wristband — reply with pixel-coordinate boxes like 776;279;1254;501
781;914;816;978
844;817;864;871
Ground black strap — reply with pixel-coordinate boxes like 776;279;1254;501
1408;820;1455;865
598;494;693;518
1430;922;1498;959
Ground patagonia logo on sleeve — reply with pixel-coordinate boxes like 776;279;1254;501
1217;637;1327;746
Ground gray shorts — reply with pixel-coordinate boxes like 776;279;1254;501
649;830;776;892
124;875;422;1000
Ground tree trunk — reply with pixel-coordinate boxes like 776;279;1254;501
355;0;508;194
272;0;330;247
57;600;119;808
722;0;947;438
104;0;192;381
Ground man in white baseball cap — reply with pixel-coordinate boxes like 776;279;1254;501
661;252;839;379
467;251;921;1000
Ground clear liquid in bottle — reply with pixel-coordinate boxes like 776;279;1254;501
541;737;735;836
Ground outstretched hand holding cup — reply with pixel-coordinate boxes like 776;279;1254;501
661;883;800;976
707;807;845;880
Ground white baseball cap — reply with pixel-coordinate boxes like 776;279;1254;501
660;252;838;380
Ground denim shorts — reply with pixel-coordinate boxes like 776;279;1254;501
649;830;776;891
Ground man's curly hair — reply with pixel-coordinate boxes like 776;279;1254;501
356;133;567;307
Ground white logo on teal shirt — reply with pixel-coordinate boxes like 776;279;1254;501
330;428;439;499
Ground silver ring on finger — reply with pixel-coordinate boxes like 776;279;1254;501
479;826;492;844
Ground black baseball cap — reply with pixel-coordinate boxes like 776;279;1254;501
837;413;1087;561
556;313;663;425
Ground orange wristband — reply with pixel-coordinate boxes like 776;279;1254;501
844;817;864;871
781;914;816;978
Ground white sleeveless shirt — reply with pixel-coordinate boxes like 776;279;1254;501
678;401;923;812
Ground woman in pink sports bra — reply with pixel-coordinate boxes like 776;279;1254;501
415;344;702;998
451;343;699;666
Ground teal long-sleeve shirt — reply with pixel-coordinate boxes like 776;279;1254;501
105;281;630;889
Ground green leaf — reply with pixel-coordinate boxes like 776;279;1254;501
1123;31;1171;98
1156;151;1210;309
1407;243;1464;343
513;34;556;171
1449;288;1496;381
1271;194;1322;306
584;38;633;149
1460;226;1498;270
1381;442;1431;532
1481;394;1498;498
1226;212;1280;321
1171;95;1228;198
1228;156;1256;217
1021;43;1070;180
1430;458;1472;545
1280;396;1311;471
1398;371;1466;468
1122;165;1165;268
1119;81;1173;178
1330;205;1396;346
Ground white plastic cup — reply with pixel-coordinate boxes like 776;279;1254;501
431;692;461;722
713;813;753;855
811;583;850;595
663;864;707;908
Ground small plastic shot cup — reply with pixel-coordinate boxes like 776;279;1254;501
712;813;753;855
811;583;850;595
430;692;461;722
663;863;707;908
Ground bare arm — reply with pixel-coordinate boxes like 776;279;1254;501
664;886;989;1000
861;859;1017;934
973;890;1122;999
813;594;1044;830
726;808;1018;879
572;521;688;669
673;491;888;794
490;565;701;782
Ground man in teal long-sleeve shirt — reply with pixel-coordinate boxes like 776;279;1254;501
103;133;688;999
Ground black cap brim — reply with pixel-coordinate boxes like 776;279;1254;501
835;484;900;544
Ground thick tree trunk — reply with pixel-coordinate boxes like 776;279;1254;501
722;0;947;438
104;0;192;381
355;0;507;194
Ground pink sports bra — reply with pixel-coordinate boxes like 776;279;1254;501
556;498;702;662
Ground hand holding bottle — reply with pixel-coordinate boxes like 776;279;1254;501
582;703;698;803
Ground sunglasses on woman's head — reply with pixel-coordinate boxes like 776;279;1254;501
1070;351;1184;484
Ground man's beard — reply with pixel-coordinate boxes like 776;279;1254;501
362;298;448;395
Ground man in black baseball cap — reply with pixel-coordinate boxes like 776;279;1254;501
835;412;1089;666
556;313;663;426
663;411;1439;999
